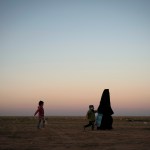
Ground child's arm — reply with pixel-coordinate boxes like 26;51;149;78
34;108;39;116
94;110;97;113
86;111;90;120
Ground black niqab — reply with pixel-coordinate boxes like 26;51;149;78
98;89;114;115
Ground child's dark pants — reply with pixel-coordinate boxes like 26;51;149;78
84;121;95;130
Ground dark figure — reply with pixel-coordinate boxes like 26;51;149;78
97;89;114;130
84;105;97;130
34;100;45;129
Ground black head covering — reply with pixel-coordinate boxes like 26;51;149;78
98;89;114;115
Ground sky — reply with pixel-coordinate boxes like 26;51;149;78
0;0;150;116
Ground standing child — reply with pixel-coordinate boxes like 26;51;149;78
34;100;45;129
84;105;97;130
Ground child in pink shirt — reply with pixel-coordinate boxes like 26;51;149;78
34;101;45;129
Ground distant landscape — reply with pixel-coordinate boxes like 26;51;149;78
0;116;150;150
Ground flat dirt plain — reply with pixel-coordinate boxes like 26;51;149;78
0;116;150;150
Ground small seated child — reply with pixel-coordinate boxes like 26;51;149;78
84;105;97;130
96;113;103;129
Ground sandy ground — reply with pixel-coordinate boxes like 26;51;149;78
0;116;150;150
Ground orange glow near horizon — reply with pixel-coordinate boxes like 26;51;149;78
1;81;150;116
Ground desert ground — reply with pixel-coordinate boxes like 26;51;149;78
0;116;150;150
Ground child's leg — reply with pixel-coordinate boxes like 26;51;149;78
42;118;45;128
91;121;95;130
84;121;93;128
37;118;42;129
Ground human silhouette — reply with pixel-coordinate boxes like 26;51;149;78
97;89;114;130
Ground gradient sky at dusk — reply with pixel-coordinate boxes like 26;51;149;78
0;0;150;116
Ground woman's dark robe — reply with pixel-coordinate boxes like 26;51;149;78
97;89;114;130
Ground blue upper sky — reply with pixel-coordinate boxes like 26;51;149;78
0;0;150;116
